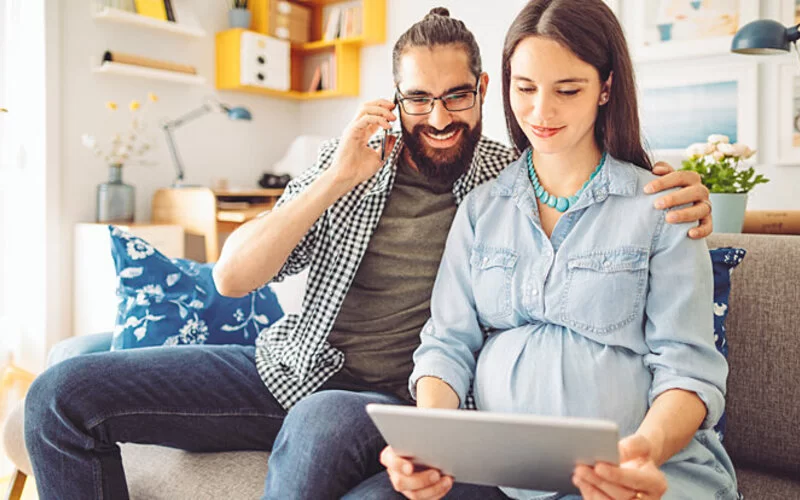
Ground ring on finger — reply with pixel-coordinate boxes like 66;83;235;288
701;199;713;209
634;492;644;499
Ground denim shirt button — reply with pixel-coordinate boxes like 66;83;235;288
603;260;611;268
531;289;538;296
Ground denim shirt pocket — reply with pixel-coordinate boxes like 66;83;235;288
561;247;649;334
470;247;518;321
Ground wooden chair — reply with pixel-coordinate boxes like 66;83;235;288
2;364;36;500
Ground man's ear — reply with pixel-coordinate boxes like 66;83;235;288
479;72;489;101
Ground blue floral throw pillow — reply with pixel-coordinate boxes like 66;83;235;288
709;247;746;443
109;226;284;350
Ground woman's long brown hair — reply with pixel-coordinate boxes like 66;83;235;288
502;0;653;170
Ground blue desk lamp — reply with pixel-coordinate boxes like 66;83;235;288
732;19;800;56
162;98;252;187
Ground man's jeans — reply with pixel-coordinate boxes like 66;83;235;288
24;340;404;500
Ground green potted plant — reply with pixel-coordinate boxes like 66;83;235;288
681;134;769;233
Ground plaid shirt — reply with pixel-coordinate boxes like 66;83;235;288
254;133;518;409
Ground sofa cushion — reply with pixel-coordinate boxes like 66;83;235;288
708;234;800;478
109;226;284;349
709;247;746;442
121;444;269;500
735;467;800;499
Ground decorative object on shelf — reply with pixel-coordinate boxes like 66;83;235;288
239;31;290;91
228;0;251;29
84;92;159;223
102;50;198;75
681;134;768;233
162;97;252;187
97;163;136;223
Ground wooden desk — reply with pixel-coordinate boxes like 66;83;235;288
151;187;284;262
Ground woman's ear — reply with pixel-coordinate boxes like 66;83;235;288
599;71;614;105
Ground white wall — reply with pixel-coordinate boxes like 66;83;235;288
55;1;304;346
299;0;800;211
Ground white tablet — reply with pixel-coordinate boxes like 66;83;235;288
366;404;619;493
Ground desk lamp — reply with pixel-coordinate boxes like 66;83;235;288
732;19;800;57
162;98;252;187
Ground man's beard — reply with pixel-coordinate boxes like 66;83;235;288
401;119;482;185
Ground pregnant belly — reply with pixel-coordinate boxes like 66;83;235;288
473;323;651;437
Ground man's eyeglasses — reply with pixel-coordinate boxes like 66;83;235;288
395;80;481;116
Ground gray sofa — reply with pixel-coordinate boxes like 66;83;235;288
3;233;800;499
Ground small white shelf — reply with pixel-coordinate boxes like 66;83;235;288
92;6;206;38
93;61;206;85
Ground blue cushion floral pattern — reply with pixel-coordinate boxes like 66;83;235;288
109;226;284;350
709;246;746;443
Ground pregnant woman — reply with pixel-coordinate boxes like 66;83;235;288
370;1;739;499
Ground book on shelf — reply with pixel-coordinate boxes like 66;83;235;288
307;65;322;92
322;3;363;40
303;52;337;92
323;7;342;40
743;210;800;235
163;0;176;22
133;0;168;21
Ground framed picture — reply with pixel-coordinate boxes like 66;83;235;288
777;63;800;165
782;0;800;27
632;0;760;62
638;62;759;161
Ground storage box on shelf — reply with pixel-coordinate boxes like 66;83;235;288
215;0;385;100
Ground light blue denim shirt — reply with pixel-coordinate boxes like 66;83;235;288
409;151;738;500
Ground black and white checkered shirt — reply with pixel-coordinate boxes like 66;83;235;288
254;133;518;409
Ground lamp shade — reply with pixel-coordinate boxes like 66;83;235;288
731;19;800;55
226;106;252;121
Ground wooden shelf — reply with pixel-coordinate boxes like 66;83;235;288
217;84;355;100
216;0;384;101
92;6;206;38
93;61;206;85
293;36;364;52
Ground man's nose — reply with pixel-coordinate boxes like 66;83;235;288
427;100;452;131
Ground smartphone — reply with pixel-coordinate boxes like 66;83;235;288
381;95;399;162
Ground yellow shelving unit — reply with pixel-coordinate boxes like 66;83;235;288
216;0;385;100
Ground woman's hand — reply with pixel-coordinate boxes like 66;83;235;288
380;445;453;500
572;434;668;500
645;162;712;239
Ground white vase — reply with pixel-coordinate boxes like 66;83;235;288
709;193;748;233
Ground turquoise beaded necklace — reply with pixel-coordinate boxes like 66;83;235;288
527;149;607;213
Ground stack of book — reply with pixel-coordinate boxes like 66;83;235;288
322;2;363;40
305;52;337;92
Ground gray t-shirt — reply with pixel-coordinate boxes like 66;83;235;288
326;158;457;402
